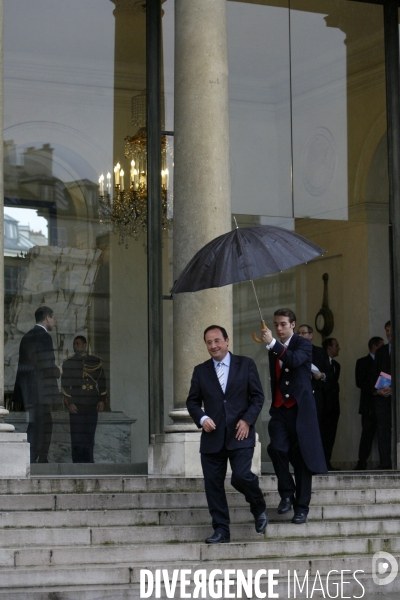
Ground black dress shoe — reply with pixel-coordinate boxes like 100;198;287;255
278;497;293;514
254;510;268;533
291;512;307;524
205;532;230;544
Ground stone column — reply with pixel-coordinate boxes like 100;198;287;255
149;0;236;475
0;0;30;476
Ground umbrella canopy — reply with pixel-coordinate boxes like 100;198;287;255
171;225;324;294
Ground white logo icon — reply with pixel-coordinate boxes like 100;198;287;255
372;551;398;586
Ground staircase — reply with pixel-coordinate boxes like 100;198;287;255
0;474;400;598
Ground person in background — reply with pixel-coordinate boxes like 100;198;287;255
354;336;384;470
14;306;62;463
62;335;107;463
374;321;392;469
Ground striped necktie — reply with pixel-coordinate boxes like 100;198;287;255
216;362;225;391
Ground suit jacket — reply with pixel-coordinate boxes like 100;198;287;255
268;334;326;473
14;325;60;408
355;354;376;414
320;351;340;411
374;343;391;398
186;352;264;454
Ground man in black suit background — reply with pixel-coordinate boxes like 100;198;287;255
297;324;326;426
320;337;341;471
374;320;392;469
354;336;384;470
186;325;266;544
262;309;326;525
14;306;62;463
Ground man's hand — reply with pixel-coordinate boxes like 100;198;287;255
202;418;216;432
312;371;325;380
377;386;391;397
97;401;105;412
67;403;78;414
261;327;273;345
58;365;63;375
235;419;250;440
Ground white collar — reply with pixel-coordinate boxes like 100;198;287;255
213;352;231;368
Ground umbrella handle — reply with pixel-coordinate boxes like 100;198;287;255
252;321;266;344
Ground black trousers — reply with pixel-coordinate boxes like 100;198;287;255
375;397;392;468
69;410;98;463
320;401;340;465
201;445;266;536
27;404;53;463
268;404;312;514
357;409;377;468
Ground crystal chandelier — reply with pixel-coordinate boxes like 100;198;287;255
98;91;173;248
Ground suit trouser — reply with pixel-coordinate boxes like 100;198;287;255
268;404;312;514
357;409;377;468
201;445;266;536
320;401;340;465
69;410;98;463
27;404;53;463
375;397;392;468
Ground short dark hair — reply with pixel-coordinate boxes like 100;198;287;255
74;335;87;345
274;308;296;323
322;337;336;350
385;320;391;329
203;325;228;341
299;324;313;334
35;306;54;323
368;336;383;351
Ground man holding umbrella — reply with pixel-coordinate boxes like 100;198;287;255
262;309;327;524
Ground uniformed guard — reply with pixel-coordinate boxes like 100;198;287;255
62;335;107;463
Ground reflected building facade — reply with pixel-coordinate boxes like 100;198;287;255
0;0;398;474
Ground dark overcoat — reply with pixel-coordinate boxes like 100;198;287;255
186;352;264;454
14;325;60;408
268;334;327;473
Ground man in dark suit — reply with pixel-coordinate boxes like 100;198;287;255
374;320;392;469
320;337;341;471
262;309;326;525
353;337;384;470
14;306;62;463
297;324;326;426
186;325;266;544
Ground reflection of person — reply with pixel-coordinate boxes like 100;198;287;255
354;336;384;470
374;321;392;469
297;324;326;425
62;336;107;463
14;306;62;463
262;309;326;525
320;338;341;471
186;325;267;544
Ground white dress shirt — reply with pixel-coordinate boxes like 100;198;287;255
200;352;231;426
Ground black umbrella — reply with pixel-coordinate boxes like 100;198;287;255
171;220;324;341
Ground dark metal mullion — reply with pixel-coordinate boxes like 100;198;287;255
146;0;164;439
384;0;400;469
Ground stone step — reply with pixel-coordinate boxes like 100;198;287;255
4;500;400;529
9;535;400;567
0;487;393;511
0;553;399;596
2;517;400;548
0;474;399;495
